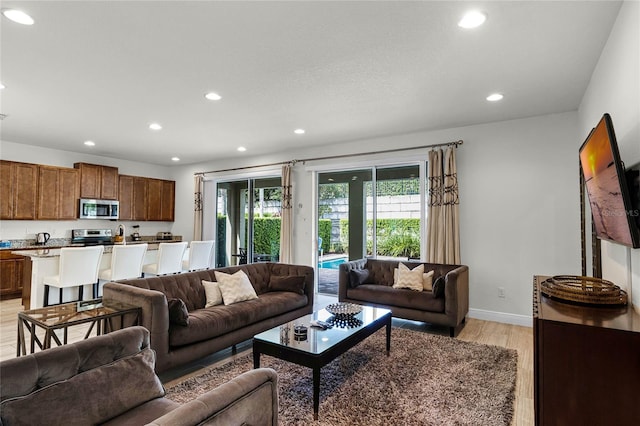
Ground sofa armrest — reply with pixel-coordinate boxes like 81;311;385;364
338;259;368;301
103;282;170;362
146;368;278;426
443;265;469;325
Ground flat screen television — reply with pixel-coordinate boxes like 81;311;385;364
579;113;640;249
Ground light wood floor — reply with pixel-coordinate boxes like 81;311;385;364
0;296;533;426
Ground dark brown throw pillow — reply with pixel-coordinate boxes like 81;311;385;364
349;269;371;288
269;275;306;295
167;298;189;326
432;276;445;298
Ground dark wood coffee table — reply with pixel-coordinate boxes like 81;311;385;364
253;305;391;420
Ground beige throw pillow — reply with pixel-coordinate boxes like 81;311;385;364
214;270;258;305
202;280;223;307
392;263;424;291
423;270;435;291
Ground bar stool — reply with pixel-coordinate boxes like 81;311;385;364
182;240;214;272
43;246;104;306
99;243;148;285
142;242;187;276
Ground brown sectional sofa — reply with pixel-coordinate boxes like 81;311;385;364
0;326;278;426
103;262;314;372
339;258;469;336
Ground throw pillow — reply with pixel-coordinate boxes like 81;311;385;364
349;269;371;288
392;263;424;291
268;275;306;295
167;298;189;326
202;280;223;307
432;276;445;298
215;270;259;305
423;270;435;292
0;348;164;426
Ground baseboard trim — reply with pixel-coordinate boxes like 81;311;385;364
468;308;532;327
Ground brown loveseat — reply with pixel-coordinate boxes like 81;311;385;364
339;259;469;336
0;326;278;426
103;262;313;372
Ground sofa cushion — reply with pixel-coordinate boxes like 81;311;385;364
215;270;259;305
268;275;306;295
101;397;179;426
393;263;424;291
349;269;371;288
169;292;308;347
0;348;164;426
433;276;445;298
423;270;435;291
167;298;189;326
202;280;223;307
347;284;445;312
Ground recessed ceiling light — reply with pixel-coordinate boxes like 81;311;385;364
149;122;162;130
0;82;5;89
84;140;95;147
458;10;486;29
2;9;34;25
171;157;180;162
204;92;222;101
237;146;246;152
486;93;504;102
294;129;305;135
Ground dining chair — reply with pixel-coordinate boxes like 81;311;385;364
182;240;214;272
142;242;187;276
42;246;104;306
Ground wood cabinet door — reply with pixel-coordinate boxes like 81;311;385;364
58;168;80;219
0;161;13;219
118;175;134;221
161;180;175;221
100;166;119;200
37;166;60;220
76;163;101;199
147;179;163;221
0;259;17;295
13;163;38;220
133;177;148;221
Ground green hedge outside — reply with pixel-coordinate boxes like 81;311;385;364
340;218;420;258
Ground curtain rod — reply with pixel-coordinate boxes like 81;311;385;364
196;139;463;176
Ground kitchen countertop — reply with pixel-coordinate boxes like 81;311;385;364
3;237;182;254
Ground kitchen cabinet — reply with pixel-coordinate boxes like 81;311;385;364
74;162;119;200
0;160;38;220
147;178;175;221
533;275;640;425
133;177;148;221
0;252;25;300
37;166;80;220
118;175;134;221
161;180;175;221
119;175;174;222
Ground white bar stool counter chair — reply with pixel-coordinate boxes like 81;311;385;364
42;245;104;306
98;243;148;287
142;242;187;276
182;240;214;272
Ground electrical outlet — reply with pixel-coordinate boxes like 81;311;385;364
498;287;506;298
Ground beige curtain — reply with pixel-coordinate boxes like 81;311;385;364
279;164;293;264
193;175;203;241
427;147;460;264
427;149;444;263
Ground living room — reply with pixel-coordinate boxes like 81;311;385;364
1;1;639;425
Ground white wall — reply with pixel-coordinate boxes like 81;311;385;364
0;140;176;240
172;111;581;320
578;1;640;308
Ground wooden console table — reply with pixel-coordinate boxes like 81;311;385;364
533;275;640;425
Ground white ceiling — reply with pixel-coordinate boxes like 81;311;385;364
0;1;622;166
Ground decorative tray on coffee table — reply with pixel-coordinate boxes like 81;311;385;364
325;303;362;317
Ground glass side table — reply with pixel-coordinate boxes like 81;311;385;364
17;300;141;356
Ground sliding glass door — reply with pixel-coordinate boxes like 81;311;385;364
317;164;423;295
214;176;281;267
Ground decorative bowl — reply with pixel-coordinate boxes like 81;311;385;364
325;303;362;317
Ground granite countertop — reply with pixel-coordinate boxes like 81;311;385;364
3;236;182;256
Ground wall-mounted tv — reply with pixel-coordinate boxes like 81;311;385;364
579;113;640;249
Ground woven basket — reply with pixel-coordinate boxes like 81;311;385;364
540;275;627;306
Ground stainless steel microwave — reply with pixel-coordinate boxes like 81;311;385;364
79;199;119;219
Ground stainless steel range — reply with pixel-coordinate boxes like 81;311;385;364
71;229;113;246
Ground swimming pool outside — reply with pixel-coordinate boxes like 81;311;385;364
318;257;347;269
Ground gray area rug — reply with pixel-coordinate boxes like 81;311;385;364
165;328;517;425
